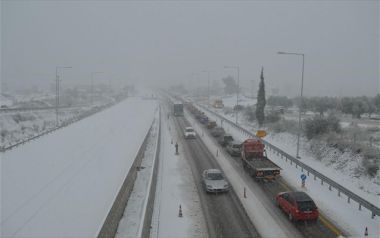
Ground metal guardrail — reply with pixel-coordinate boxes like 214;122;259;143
196;103;380;219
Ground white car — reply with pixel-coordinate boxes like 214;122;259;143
202;169;230;193
184;127;196;139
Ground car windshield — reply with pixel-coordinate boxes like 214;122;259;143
225;136;233;141
186;128;194;132
233;144;241;148
297;201;316;211
208;173;224;180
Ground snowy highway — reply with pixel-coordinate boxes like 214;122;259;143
169;97;347;238
171;110;261;238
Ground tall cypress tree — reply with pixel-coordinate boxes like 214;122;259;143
256;67;266;126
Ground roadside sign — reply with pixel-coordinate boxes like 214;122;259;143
256;130;267;138
301;174;307;181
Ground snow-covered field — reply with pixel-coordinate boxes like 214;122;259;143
1;97;158;237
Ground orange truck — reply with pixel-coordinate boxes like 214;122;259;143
241;139;281;180
213;99;224;108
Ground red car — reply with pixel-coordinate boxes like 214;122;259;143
276;191;319;222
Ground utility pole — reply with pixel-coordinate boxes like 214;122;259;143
90;72;104;106
224;66;240;124
278;51;305;158
202;70;211;107
56;66;72;127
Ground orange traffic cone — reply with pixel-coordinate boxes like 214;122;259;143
179;205;183;218
364;227;368;236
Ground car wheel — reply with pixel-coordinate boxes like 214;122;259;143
288;213;293;221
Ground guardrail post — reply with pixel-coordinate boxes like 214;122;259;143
359;204;362;211
338;190;341;197
314;175;316;180
290;160;293;165
372;212;375;219
301;167;303;172
347;197;351;203
329;185;332;191
307;171;309;176
321;179;324;185
295;164;298;168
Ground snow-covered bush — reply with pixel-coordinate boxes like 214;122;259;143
270;119;299;134
304;114;341;140
266;111;281;123
243;105;256;122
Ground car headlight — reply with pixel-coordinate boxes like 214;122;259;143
224;184;229;188
207;185;212;188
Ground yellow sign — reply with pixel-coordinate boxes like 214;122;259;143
256;130;267;138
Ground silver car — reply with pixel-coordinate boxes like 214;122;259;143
202;169;230;193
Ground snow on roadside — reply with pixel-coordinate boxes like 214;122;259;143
185;110;302;238
149;105;207;238
1;98;157;237
116;112;159;238
197;105;380;237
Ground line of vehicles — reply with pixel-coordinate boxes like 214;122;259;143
176;101;319;223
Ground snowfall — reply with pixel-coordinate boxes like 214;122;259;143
1;96;157;237
191;95;380;237
1;92;380;238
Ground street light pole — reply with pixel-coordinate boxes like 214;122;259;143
202;70;211;107
91;72;104;106
55;66;72;127
278;51;305;158
224;66;240;124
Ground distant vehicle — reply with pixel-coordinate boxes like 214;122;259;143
241;139;281;180
206;120;217;129
217;134;234;147
276;191;319;222
173;103;184;116
210;127;225;137
226;140;242;156
184;127;196;139
213;99;224;108
199;115;209;125
202;169;230;193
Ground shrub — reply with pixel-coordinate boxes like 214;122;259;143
266;111;281;123
271;119;299;134
304;114;341;140
244;106;256;122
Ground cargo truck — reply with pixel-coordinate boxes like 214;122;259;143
241;139;281;180
173;103;184;116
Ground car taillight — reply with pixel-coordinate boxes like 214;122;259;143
295;209;300;213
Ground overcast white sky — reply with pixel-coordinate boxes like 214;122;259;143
1;0;379;96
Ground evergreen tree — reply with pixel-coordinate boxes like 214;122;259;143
256;67;266;126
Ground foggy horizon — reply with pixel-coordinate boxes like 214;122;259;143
1;0;379;97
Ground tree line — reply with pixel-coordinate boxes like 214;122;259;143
267;94;380;118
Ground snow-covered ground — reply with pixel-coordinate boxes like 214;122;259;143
1;97;158;237
194;104;380;237
116;113;159;238
206;97;380;202
149;104;207;238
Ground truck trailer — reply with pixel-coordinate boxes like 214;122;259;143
241;139;281;180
